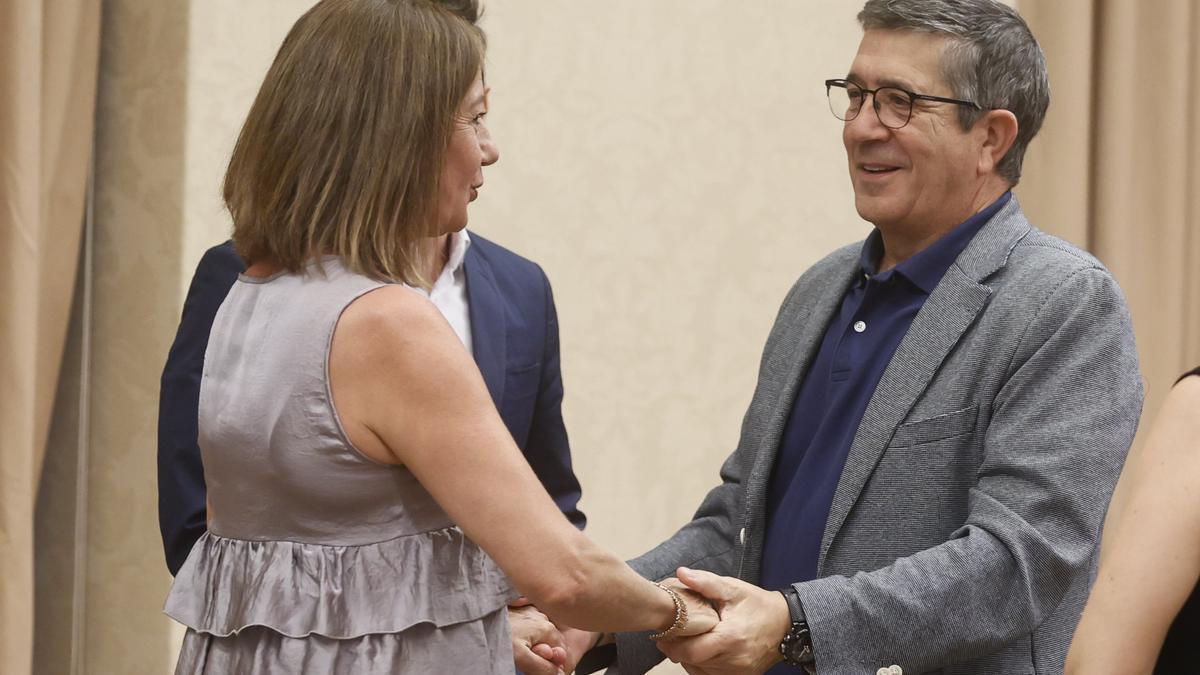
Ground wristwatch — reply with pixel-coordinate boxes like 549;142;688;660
779;587;816;673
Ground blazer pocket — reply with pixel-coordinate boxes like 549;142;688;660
890;402;979;448
503;361;542;402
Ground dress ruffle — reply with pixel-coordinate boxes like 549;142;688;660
165;528;515;639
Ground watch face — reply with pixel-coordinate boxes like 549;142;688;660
782;627;814;666
786;640;810;663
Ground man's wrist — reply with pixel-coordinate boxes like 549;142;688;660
778;587;816;672
574;632;617;675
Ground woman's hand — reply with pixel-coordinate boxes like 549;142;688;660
660;578;720;638
656;567;790;672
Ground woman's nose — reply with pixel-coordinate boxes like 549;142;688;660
480;126;499;166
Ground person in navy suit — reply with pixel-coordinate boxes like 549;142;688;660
158;232;586;674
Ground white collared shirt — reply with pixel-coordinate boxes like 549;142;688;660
425;230;473;354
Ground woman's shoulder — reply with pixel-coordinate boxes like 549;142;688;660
1156;370;1200;449
334;284;469;387
337;284;448;349
1170;369;1200;413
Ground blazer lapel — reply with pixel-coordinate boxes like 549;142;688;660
740;253;860;581
816;199;1033;570
464;244;506;407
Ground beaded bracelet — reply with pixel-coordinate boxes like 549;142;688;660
648;583;689;640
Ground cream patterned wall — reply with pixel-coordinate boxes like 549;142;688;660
73;1;872;672
85;0;191;672
473;4;866;572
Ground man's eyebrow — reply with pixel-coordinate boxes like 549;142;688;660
844;71;919;91
877;76;918;91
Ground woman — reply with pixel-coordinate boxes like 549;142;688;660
163;1;717;672
1066;367;1200;673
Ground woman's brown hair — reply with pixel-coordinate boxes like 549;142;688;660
224;0;484;285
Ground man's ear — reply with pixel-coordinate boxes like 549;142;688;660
979;109;1019;175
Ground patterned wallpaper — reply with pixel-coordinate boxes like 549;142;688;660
86;0;192;671
472;0;866;582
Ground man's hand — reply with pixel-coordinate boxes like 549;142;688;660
510;604;568;675
558;626;604;673
656;567;791;675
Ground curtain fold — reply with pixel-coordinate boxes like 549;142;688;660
1018;0;1200;424
0;1;101;672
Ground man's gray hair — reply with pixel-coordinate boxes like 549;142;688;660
858;0;1049;184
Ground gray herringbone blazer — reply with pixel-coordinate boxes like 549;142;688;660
614;199;1143;674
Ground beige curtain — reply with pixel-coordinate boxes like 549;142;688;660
0;1;101;672
1018;0;1200;423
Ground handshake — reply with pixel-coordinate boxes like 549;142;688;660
510;567;792;675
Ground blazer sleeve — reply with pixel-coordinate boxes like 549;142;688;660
157;242;243;575
605;274;816;675
615;272;820;587
608;445;749;674
522;269;587;529
794;266;1143;673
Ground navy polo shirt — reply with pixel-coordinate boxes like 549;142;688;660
759;193;1012;614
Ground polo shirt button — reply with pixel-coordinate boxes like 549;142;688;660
739;527;746;545
853;320;867;333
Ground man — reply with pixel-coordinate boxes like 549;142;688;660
586;1;1142;673
158;233;584;674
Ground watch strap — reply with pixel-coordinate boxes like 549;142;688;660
778;587;816;672
782;586;805;623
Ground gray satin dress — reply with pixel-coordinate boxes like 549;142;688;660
165;259;516;674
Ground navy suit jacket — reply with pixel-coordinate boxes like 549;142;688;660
157;234;585;574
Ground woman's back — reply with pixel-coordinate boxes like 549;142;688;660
165;259;516;674
199;259;448;544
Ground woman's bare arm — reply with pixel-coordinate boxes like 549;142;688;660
1066;375;1200;673
329;285;713;634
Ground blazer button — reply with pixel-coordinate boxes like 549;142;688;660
739;527;746;545
875;666;902;675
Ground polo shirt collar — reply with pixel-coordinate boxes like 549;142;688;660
859;191;1013;294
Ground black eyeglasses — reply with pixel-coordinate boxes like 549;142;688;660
825;78;981;129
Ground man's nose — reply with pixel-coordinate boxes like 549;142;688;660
845;97;891;141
